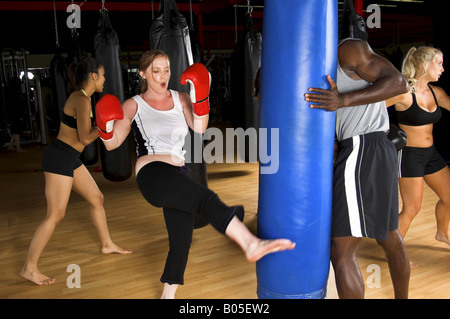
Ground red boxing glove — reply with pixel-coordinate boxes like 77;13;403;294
180;63;211;117
95;94;123;141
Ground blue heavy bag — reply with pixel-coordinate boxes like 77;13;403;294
256;0;338;299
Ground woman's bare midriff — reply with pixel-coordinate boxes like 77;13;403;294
56;124;85;153
399;123;434;148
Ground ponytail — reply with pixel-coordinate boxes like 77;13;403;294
401;47;418;88
67;57;103;94
401;46;442;90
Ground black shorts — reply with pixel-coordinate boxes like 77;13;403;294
398;145;447;178
42;139;83;177
332;132;398;240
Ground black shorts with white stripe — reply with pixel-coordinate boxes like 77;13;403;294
332;131;398;240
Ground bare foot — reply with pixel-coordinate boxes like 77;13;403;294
435;232;450;246
245;239;295;262
160;283;178;299
20;268;55;286
101;243;132;255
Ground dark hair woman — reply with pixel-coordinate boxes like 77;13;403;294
20;57;131;286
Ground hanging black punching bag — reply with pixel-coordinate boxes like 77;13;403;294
190;29;204;64
230;14;261;162
150;0;192;93
150;0;208;228
93;10;132;182
68;29;99;166
50;48;67;126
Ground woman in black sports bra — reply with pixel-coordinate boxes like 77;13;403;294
20;57;131;286
386;46;450;262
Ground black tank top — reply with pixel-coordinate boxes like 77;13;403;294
61;112;95;129
61;112;78;128
396;84;441;126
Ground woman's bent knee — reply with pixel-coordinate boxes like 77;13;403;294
400;205;421;219
45;210;66;225
89;191;104;208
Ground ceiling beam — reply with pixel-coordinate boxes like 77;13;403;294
196;0;235;15
0;1;200;12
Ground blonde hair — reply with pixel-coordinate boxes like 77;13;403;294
401;46;442;89
138;49;170;92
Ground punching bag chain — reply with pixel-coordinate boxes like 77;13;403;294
189;0;194;31
151;1;155;21
234;5;238;43
52;0;59;47
247;0;253;16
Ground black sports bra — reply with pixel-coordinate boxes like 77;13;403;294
396;84;442;126
61;112;94;129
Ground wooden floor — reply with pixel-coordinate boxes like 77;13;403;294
1;140;449;300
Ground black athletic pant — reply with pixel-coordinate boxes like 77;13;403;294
136;161;244;285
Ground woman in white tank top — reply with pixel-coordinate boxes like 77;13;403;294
100;50;295;299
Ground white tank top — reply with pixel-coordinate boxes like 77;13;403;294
131;90;188;161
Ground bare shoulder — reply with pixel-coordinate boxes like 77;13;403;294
338;39;372;64
386;91;412;110
122;97;138;120
177;91;192;109
338;39;374;78
429;84;450;110
178;91;191;103
429;84;447;96
339;39;406;89
67;92;91;116
339;38;370;52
